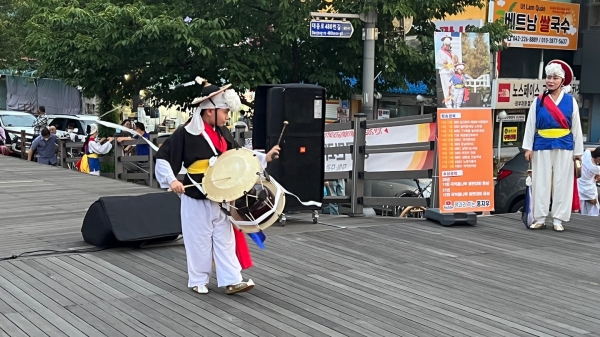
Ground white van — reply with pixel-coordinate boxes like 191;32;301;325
0;110;37;154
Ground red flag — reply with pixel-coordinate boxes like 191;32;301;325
572;165;580;213
233;226;253;269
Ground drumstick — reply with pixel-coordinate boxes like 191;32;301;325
167;177;231;192
271;121;289;160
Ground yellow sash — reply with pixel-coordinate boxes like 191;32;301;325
187;159;209;174
87;153;98;158
537;129;570;138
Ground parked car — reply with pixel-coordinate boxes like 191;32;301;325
494;143;600;214
47;114;99;141
341;178;432;216
0;110;37;155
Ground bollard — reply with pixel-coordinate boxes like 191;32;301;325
350;113;367;216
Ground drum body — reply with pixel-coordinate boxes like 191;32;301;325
202;147;286;233
229;178;286;233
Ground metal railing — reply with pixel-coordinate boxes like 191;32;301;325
233;114;437;217
57;134;167;187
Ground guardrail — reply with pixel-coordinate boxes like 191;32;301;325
233;114;436;217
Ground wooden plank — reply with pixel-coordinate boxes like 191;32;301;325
67;303;147;337
0;262;75;307
121;297;216;337
0;314;28;337
64;305;128;337
4;312;49;337
19;311;69;337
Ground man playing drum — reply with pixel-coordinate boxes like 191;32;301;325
155;79;280;294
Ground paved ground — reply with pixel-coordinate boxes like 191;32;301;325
1;155;600;337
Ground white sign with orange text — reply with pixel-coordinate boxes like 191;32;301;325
325;123;436;172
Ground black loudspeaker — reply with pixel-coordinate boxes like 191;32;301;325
81;192;182;247
253;84;326;212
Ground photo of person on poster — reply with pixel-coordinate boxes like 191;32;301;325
434;32;491;108
436;35;456;107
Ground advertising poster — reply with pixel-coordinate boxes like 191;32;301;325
437;108;495;213
324;123;437;173
491;0;580;50
503;126;518;142
434;32;492;109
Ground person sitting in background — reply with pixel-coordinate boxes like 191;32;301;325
117;122;151;184
28;128;59;165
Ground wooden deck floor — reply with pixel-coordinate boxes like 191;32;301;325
1;155;600;336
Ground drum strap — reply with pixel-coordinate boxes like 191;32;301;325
187;173;206;196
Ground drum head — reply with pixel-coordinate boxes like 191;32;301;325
230;179;285;233
202;148;263;202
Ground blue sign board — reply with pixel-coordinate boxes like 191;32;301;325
341;100;349;109
310;20;354;38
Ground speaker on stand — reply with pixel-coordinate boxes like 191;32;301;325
253;84;326;224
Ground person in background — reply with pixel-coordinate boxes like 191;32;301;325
117;122;151;184
32;106;48;137
49;126;57;135
118;119;133;138
28;128;59;165
82;124;113;176
577;147;600;216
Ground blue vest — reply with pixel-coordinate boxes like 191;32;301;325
533;94;574;151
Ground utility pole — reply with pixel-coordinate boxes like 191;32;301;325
310;9;378;217
361;11;378;120
360;11;378;216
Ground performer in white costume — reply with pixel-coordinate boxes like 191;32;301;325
577;147;600;216
436;35;454;108
523;60;584;231
155;79;280;294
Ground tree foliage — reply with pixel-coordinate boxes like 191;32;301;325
0;0;35;71
19;0;509;112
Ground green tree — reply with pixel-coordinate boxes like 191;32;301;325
0;0;35;71
24;0;239;128
21;0;509;112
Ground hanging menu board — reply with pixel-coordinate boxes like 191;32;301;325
437;108;495;213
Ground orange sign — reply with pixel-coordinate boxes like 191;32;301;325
492;0;580;50
437;108;494;213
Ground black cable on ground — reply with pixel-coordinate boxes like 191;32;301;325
0;236;183;262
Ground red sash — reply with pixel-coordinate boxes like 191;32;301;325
538;94;569;129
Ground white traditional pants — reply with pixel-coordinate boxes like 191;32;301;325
440;73;452;105
180;195;243;288
452;88;464;108
580;201;599;216
532;149;574;223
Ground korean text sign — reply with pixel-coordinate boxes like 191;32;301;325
437;108;495;213
493;78;580;109
492;0;580;50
